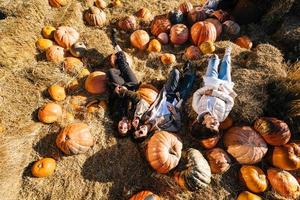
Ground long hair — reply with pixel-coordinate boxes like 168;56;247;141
190;118;219;139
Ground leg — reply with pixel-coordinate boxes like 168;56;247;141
108;68;125;86
218;53;232;82
176;63;196;101
206;54;220;79
115;51;138;85
164;69;180;102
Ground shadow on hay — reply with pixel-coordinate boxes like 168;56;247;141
83;48;106;70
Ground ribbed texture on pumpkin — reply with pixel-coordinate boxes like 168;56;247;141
178;2;193;14
239;165;268;193
206;148;231;174
272;143;300;170
184;45;201;60
137;84;159;105
190;21;217;46
85;71;107;94
54;26;79;49
151;15;171;36
205;18;222;38
170;24;189;45
84;6;107;27
46;45;65;63
130;30;150;50
118;15;138;32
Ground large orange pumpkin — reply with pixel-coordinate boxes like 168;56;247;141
205;18;222;38
150;15;171;37
38;102;63;123
118;15;138;32
187;7;207;25
190;21;217;46
130;191;160;200
224;126;268;164
46;45;65;63
253;117;291;146
54;26;79;49
31;158;56;178
56;123;94;155
206;148;231;174
237;191;262;200
48;84;66;101
199;134;220;149
130;30;150;50
169;24;189;45
84;71;107;94
271;143;300;171
146;131;182;174
235;36;253;49
137;84;159;105
240;165;268;193
84;6;107;27
267;168;300;199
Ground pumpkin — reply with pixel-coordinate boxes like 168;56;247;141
135;8;152;21
70;95;87;111
199;134;220;149
99;100;108;111
169;10;184;25
272;143;300;171
49;0;67;7
187;7;207;25
42;26;56;39
78;68;90;79
130;30;150;50
224;126;268;164
206;148;231;174
254;117;291;146
150;15;171;37
48;85;66;101
118;15;138;32
84;6;107;27
63;111;74;123
157;32;169;44
31;158;56;178
191;21;217;46
223;20;240;36
56;123;94;155
237;191;262;200
205;18;222;37
85;71;107;94
46;45;65;63
147;39;161;53
235;36;253;49
62;57;84;75
36;38;53;51
54;26;79;49
70;42;87;58
169;24;189;45
95;0;107;9
38;102;63;123
130;191;160;200
219;116;233;130
112;0;122;7
146;131;182;174
67;79;79;92
240;165;268;193
211;10;230;23
267;168;300;199
137;84;159;105
184;45;201;60
178;2;193;14
174;148;211;191
199;41;215;55
160;53;176;65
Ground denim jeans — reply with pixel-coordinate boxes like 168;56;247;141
206;54;232;82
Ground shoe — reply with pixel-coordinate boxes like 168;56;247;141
183;61;195;75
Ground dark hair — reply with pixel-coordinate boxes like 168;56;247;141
190;120;219;139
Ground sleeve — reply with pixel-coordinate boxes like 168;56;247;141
172;108;182;129
119;89;141;105
134;99;150;119
211;90;234;111
192;88;205;114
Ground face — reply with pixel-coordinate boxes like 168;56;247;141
134;125;148;139
118;118;131;136
203;114;219;132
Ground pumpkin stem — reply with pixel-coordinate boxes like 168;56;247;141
169;147;178;156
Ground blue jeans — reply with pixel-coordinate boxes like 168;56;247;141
206;54;232;82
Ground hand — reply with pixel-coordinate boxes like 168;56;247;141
204;89;213;96
218;85;224;92
132;117;140;129
167;104;177;116
114;85;127;94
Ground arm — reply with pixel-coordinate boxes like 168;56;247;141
168;105;182;129
134;99;150;119
192;88;205;114
211;90;234;111
119;89;141;105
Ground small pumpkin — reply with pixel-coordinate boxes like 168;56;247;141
31;158;56;178
169;10;184;25
187;7;207;25
205;18;222;37
36;38;53;51
254;117;291;146
206;148;231;174
70;42;87;58
42;26;56;39
38;102;63;123
112;0;122;7
130;30;150;50
78;68;90;79
135;8;152;21
84;6;107;27
237;191;262;200
70;95;87;111
63;57;84;75
184;45;201;60
67;79;79;92
95;0;107;9
118;15;138;32
211;10;230;23
174;148;211;191
150;15;172;37
235;36;253;49
199;41;215;55
191;21;217;46
130;191;160;200
54;26;79;49
271;143;300;171
46;45;65;63
147;39;161;53
224;126;268;164
99;100;108;111
160;53;176;65
223;20;240;36
49;0;67;7
48;85;66;101
157;32;169;44
240;165;268;193
267;168;300;199
170;24;189;45
137;84;159;105
199;134;220;149
178;2;193;14
85;71;107;94
146;131;182;174
219;116;233;130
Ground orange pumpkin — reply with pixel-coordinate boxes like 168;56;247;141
254;117;291;146
184;45;201;60
42;26;56;39
240;165;268;193
199;134;220;149
32;158;56;178
56;123;94;155
157;32;169;44
150;15;171;37
85;71;107;94
178;2;193;14
70;42;87;58
146;131;182;174
70;95;87;111
130;191;160;200
206;148;231;174
62;57;84;75
84;6;107;27
211;10;230;23
160;53;176;65
36;38;53;51
223;20;240;36
199;41;215;54
187;7;207;25
46;45;65;63
130;30;150;50
219;116;233;130
237;191;262;200
272;143;300;170
147;39;161;53
235;36;253;49
48;85;66;101
137;84;159;105
38;102;62;123
135;8;152;21
54;26;79;49
191;21;217;46
224;126;268;164
78;68;90;79
169;24;189;45
112;0;122;7
205;18;222;38
118;15;138;32
267;168;300;199
49;0;67;7
95;0;107;9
